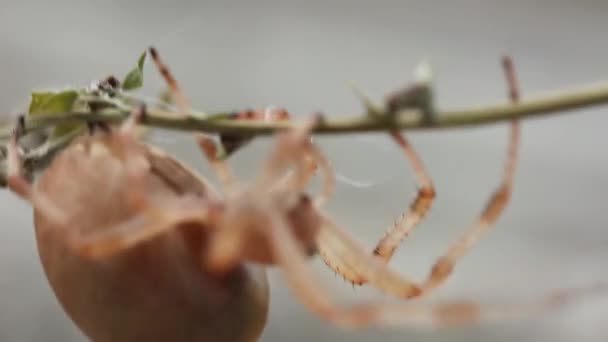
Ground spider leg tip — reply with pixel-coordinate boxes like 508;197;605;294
148;46;158;58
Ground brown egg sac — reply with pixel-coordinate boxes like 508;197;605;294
29;131;269;342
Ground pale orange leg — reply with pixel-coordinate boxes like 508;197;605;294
195;107;328;202
198;116;333;272
372;130;436;262
204;213;249;273
147;47;328;198
269;210;607;328
269;129;334;207
147;47;238;192
420;56;521;294
317;130;435;285
318;56;522;297
55;104;214;259
264;107;317;192
262;108;322;195
65;196;213;260
202;116;333;273
299;141;335;208
195;134;240;193
314;124;435;284
253;114;334;205
148;46;190;115
115;104;153;211
118;58;243;264
147;47;302;196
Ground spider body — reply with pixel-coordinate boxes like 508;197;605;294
214;191;321;266
9;123;270;342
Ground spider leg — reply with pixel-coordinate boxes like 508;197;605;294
204;215;248;274
254;114;318;188
357;283;608;328
194;108;327;199
299;141;335;208
255;114;335;206
315;130;433;285
148;46;190;115
317;215;421;297
271;136;333;207
418;56;521;294
259;108;324;196
118;103;147;139
116;104;152;211
67;104;219;260
278;153;317;191
6;117;67;226
270;109;314;188
146;48;330;199
146;45;326;194
65;196;214;260
146;46;237;191
195;134;240;194
372;130;435;261
318;56;522;296
266;211;351;323
312;215;608;328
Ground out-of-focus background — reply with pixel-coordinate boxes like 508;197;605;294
1;0;608;341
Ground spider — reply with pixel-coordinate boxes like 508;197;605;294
6;48;604;334
142;48;608;326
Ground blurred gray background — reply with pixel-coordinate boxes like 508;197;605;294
1;0;608;341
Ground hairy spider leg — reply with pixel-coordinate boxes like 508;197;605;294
282;212;608;328
147;47;326;199
317;56;522;297
201;115;333;273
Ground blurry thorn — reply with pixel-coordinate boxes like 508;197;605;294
347;82;383;117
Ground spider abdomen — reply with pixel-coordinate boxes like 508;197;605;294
29;133;270;342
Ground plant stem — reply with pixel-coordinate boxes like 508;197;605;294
1;80;608;187
1;81;608;139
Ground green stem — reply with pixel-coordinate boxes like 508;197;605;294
3;81;608;139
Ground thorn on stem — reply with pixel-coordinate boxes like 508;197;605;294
348;83;382;117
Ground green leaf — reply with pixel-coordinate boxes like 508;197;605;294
121;51;147;91
28;90;78;115
28;90;80;138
